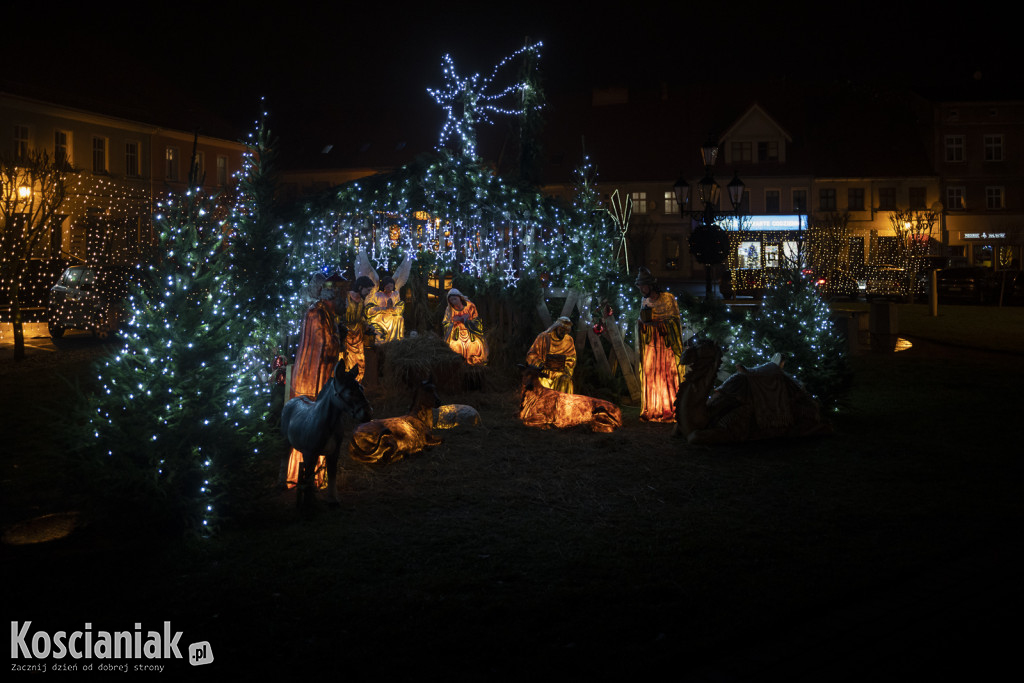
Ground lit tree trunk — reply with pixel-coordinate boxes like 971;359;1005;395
1;150;71;361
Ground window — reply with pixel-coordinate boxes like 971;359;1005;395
765;189;780;214
664;236;680;270
945;135;964;162
909;187;927;210
54;130;71;165
216;155;228;185
819;188;836;211
663;190;678;215
165;147;179;180
946;186;965;211
195;151;205;183
878;187;897;211
738;241;761;269
92;137;107;173
782;241;803;270
984;135;1004;162
757;141;778;162
631;191;647;214
986;186;1004;210
737;189;750;215
125;141;139;177
730;141;752;162
848;188;865;211
792;189;808;213
14;124;30;157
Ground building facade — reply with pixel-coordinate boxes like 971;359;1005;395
2;91;246;267
934;99;1024;269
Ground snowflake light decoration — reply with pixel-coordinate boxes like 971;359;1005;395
427;41;543;159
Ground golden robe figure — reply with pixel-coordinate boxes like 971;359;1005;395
358;250;413;344
442;288;488;365
342;276;375;381
526;316;576;394
284;273;344;487
635;268;685;422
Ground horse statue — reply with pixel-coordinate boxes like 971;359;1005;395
348;379;443;465
517;364;622;433
673;340;832;445
281;362;373;506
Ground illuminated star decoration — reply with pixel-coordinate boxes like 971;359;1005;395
427;41;543;159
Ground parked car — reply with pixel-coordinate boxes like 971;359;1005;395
47;265;134;338
934;266;1003;305
914;256;967;301
865;265;907;302
804;267;860;301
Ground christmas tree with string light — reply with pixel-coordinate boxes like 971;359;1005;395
73;162;267;536
724;272;851;410
224;113;294;434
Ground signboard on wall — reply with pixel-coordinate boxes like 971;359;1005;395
961;232;1007;240
721;215;804;231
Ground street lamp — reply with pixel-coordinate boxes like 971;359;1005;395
673;143;745;300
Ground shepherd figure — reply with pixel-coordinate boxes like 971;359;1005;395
525;316;576;394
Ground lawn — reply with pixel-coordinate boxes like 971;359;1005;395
3;310;1022;679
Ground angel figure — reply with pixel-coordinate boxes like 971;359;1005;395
356;249;414;345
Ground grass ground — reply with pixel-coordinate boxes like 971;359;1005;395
2;304;1021;679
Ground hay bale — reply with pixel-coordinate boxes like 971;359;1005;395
381;332;465;390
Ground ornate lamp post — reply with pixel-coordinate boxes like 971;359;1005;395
673;143;745;300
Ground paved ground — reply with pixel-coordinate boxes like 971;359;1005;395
0;322;112;368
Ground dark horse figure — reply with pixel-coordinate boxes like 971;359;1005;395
281;362;373;506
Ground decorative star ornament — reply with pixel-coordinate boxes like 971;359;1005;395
427;42;543;159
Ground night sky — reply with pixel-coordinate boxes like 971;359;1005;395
4;2;1016;153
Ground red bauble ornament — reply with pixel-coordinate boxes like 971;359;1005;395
593;322;605;335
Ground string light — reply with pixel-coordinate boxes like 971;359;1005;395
428;42;543;159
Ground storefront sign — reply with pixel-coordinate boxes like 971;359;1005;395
721;215;804;231
962;232;1007;240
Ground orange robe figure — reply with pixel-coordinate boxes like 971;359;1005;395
525;317;576;394
638;289;685;423
285;297;341;486
443;289;488;365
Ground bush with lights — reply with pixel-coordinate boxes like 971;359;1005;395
679;271;851;411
